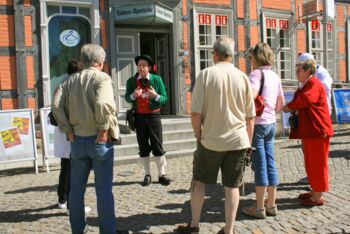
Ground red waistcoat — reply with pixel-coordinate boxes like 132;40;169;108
136;79;160;114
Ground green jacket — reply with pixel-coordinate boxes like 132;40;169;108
125;73;167;110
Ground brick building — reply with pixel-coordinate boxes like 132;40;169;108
0;0;349;116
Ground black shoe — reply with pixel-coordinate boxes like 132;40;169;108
116;229;129;234
177;223;199;234
141;175;151;186
158;175;171;186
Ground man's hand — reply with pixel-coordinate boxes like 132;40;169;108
96;130;110;144
133;87;142;98
147;87;158;98
66;131;74;142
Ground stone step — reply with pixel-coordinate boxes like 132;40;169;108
119;129;194;145
115;138;197;156
113;148;195;164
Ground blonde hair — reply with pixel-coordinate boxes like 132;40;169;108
250;42;274;67
296;59;316;75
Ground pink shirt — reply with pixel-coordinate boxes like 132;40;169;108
249;66;284;125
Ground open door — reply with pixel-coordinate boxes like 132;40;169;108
115;31;140;114
155;34;171;114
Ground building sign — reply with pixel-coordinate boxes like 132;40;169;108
326;0;335;19
215;15;228;25
327;23;332;32
279;20;289;30
59;29;80;47
115;3;173;23
198;14;211;24
266;18;276;28
311;19;320;31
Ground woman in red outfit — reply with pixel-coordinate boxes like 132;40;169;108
283;57;333;206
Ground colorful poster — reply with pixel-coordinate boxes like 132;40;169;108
11;117;30;136
0;127;23;154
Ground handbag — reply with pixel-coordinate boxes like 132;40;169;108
48;112;58;126
254;70;265;116
126;108;136;131
288;113;298;129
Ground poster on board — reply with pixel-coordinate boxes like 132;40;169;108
281;91;296;129
333;88;350;123
0;109;38;172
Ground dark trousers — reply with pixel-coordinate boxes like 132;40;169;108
57;158;70;205
135;112;165;157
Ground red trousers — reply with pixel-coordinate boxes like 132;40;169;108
302;137;330;192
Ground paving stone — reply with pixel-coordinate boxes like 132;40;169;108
0;129;350;233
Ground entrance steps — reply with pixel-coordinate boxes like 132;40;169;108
114;117;196;164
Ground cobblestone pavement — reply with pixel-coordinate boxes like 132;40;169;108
0;128;350;234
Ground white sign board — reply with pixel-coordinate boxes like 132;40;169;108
40;108;55;159
326;0;335;19
0;109;38;173
282;91;296;129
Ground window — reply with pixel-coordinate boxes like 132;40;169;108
264;17;291;80
194;12;231;75
309;20;334;78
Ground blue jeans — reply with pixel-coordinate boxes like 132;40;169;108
252;124;279;186
69;135;116;234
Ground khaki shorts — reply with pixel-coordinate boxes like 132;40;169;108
192;142;246;188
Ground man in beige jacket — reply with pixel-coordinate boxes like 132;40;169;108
52;44;118;234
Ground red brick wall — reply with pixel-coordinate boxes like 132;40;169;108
0;15;15;47
1;98;18;110
296;29;306;54
26;56;34;89
0;0;12;5
337;5;345;27
262;0;291;10
193;0;230;5
250;0;257;20
339;60;346;82
237;0;244;19
0;56;17;90
250;25;259;47
24;16;32;47
237;25;245;52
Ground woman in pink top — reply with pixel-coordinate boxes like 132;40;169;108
242;42;285;219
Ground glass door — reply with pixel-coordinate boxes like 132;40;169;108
48;16;91;99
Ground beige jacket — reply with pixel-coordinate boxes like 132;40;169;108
52;67;119;140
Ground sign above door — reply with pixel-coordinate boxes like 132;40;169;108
114;2;173;24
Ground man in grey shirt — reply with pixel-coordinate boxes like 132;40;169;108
52;44;118;234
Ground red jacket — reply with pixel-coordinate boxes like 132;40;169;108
288;76;333;139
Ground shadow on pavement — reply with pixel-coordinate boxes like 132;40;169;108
4;182;95;194
0;167;40;177
0;204;66;223
277;182;310;191
329;149;350;159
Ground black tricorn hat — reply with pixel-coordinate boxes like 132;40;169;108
135;54;154;67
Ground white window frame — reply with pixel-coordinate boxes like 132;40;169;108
262;12;293;80
307;19;335;79
193;8;233;77
39;0;100;106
